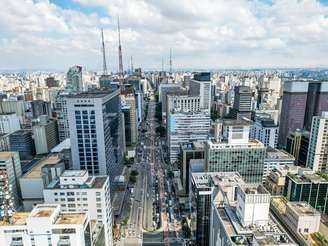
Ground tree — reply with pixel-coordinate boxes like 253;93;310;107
155;103;162;122
130;170;139;176
129;175;137;183
167;170;174;179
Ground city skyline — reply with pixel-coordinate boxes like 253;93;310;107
1;0;328;71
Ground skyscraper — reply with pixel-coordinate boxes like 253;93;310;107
278;81;328;147
54;92;70;142
66;65;83;92
67;90;123;182
306;112;328;172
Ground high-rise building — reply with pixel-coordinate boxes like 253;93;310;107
32;115;59;155
0;113;21;134
278;81;328;147
250;113;278;148
43;170;113;246
231;86;252;120
9;130;35;160
67;91;123;182
205;120;266;183
121;90;137;145
31;100;52;119
0;204;93;246
167;111;210;163
45;76;59;88
0;152;22;210
189;72;212;112
54;92;71;142
179;142;205;196
167;95;201;114
286;129;302;164
66;65;83;92
306;112;328;172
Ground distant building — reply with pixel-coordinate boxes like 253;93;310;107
0;204;93;246
264;165;295;195
278;81;328;147
43;170;113;246
9;130;35;160
0;113;21;134
99;74;112;89
66;65;83;92
205;120;266;183
32;115;59;155
31;100;52;119
0;100;26;123
250;113;278;148
306;112;328;172
45;76;59;88
121;91;137;145
0;133;10;151
0;152;22;210
190;72;212;112
67;90;123;182
231;86;252;120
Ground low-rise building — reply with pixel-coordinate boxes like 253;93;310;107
0;204;93;246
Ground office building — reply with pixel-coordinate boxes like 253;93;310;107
263;147;295;180
31;100;52;119
0;204;93;246
167;111;210;163
179;142;205;196
0;100;27;123
43;170;113;246
190;72;212;112
231;86;252;120
51;138;72;169
9;130;35;160
0;152;22;210
99;74;112;89
278;81;328;147
283;168;328;215
67;90;123;181
0;113;21;134
306;112;328;172
66;65;83;92
205;120;266;183
54;92;71;142
285;129;303;164
32;115;59;155
121;90;137;145
19;154;65;210
250;113;278;148
167;95;201;115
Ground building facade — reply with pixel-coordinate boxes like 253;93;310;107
9;130;35;160
0;113;21;134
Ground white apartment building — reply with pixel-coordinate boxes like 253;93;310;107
166;95;201;114
250;117;278;148
167;111;210;163
0;152;22;210
189;79;211;112
0;204;92;246
0;113;21;134
306;111;328;172
43;170;113;246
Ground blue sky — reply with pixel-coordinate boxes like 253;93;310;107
0;0;328;71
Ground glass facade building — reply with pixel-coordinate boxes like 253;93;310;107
283;173;328;215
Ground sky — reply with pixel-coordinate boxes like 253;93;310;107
0;0;328;71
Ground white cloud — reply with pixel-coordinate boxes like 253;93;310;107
0;0;328;70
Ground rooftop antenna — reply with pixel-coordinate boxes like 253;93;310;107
101;28;108;75
169;48;172;74
117;16;124;80
130;56;134;74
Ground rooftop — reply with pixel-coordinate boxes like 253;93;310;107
287;202;320;217
239;184;269;195
216;205;295;245
47;175;108;189
22;154;62;178
54;213;86;225
30;204;58;218
0;151;16;160
68;89;118;99
51;138;71;153
0;212;29;225
61;170;87;178
266;147;295;160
